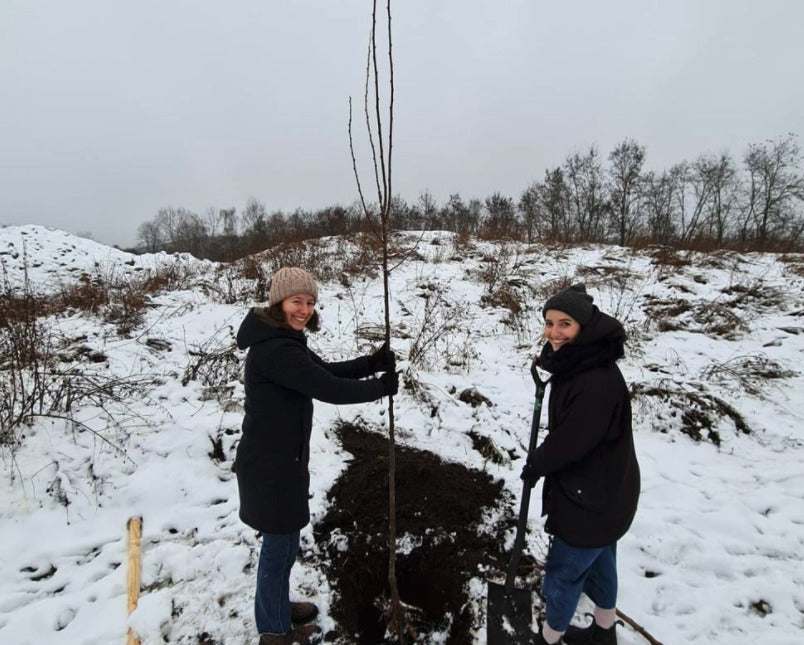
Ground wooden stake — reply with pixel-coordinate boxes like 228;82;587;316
126;516;143;645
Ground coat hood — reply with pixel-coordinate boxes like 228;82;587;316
538;307;626;376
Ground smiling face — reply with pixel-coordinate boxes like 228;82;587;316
543;309;582;351
281;293;316;331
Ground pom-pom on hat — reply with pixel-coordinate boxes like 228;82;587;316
268;267;319;307
542;283;595;326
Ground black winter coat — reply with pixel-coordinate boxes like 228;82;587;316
529;308;640;547
235;309;386;534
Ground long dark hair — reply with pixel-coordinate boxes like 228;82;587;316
260;302;321;332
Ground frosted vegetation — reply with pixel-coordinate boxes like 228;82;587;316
1;224;803;643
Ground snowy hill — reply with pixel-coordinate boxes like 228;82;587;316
1;225;803;644
0;224;211;295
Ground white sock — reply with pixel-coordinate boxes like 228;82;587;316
543;623;565;644
594;606;617;630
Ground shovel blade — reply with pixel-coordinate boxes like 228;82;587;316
487;580;533;644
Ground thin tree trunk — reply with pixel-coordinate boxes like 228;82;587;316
348;0;406;640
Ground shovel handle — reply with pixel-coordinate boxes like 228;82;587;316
504;380;547;595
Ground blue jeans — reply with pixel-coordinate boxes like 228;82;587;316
542;535;618;632
255;531;301;634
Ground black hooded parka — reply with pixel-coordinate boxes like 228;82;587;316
235;308;386;534
530;307;640;548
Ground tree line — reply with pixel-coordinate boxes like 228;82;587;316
136;133;804;260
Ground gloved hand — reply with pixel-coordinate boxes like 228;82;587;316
520;461;540;489
368;340;396;373
379;370;399;396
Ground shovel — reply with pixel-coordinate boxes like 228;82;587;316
487;362;548;644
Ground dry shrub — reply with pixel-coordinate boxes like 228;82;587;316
96;279;151;337
2;258;158;449
643;297;692;323
263;240;334;282
721;282;785;310
533;276;573;303
352;230;385;255
701;354;796;396
339;234;382;278
466;430;508;465
60;274;108;313
649;246;692;269
476;243;533;331
643;296;747;338
693;249;741;270
782;262;804;278
481;288;521;318
1;303;150;450
458;388;493;408
0;292;56;332
447;229;473;259
56;267;178;336
631;382;751;446
239;256;268;301
576;264;636;284
778;254;804;278
139;263;193;293
183;343;241;389
692;304;748;339
408;283;475;372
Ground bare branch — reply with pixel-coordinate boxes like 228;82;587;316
363;25;384;208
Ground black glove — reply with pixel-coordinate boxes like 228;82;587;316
520;461;540;489
379;370;399;396
368;341;396;373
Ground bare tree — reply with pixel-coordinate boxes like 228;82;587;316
483;192;519;239
667;162;704;246
641;169;679;245
564;146;608;241
608;138;646;246
219;207;238;238
137;220;163;252
440;193;478;236
348;0;408;638
174;210;208;257
743;134;804;248
154;206;183;249
543;166;572;241
518;182;541;243
241;198;267;236
417;190;439;230
202;207;221;240
695;153;738;246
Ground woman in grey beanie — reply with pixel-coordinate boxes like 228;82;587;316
235;267;398;644
521;283;640;645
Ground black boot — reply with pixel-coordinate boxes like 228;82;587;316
563;620;616;645
531;631;565;645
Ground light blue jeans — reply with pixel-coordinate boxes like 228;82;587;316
255;531;301;634
542;535;618;632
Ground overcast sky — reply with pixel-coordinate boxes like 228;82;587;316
2;0;803;247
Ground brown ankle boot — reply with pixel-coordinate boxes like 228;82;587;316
290;601;319;624
258;623;322;645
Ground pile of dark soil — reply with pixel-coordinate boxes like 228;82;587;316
312;421;528;644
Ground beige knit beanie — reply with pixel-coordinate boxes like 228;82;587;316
268;267;319;307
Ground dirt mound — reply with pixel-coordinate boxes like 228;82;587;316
312;421;524;643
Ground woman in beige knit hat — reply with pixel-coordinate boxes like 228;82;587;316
235;267;398;645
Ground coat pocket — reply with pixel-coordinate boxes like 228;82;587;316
557;473;608;512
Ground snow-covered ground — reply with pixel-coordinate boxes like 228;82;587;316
1;224;803;644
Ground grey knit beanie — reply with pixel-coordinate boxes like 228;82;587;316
268;267;319;307
542;283;595;325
